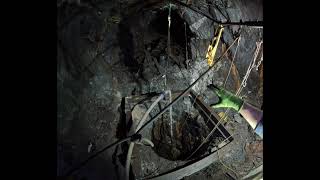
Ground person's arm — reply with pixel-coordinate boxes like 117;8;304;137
210;85;263;138
239;101;263;138
239;102;263;129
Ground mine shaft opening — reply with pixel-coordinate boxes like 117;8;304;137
151;97;226;161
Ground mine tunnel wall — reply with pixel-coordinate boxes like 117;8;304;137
57;0;263;179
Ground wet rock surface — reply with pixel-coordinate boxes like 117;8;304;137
57;0;263;179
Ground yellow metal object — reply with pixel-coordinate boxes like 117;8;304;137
218;111;230;122
206;25;224;66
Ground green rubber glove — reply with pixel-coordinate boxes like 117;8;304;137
210;85;243;111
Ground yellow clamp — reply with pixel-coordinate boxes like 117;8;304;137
206;25;224;66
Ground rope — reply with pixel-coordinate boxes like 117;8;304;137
223;36;241;87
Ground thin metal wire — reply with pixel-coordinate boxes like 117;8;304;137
165;3;172;90
223;36;241;87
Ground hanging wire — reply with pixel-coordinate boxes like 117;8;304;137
164;3;172;90
223;36;241;87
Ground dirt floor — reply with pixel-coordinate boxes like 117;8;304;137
57;0;263;179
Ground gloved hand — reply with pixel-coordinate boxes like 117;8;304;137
209;85;243;111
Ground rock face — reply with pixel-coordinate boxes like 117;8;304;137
57;0;262;179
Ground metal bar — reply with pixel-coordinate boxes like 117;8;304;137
241;165;263;180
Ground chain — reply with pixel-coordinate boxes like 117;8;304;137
255;52;263;71
239;41;263;90
255;43;263;71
